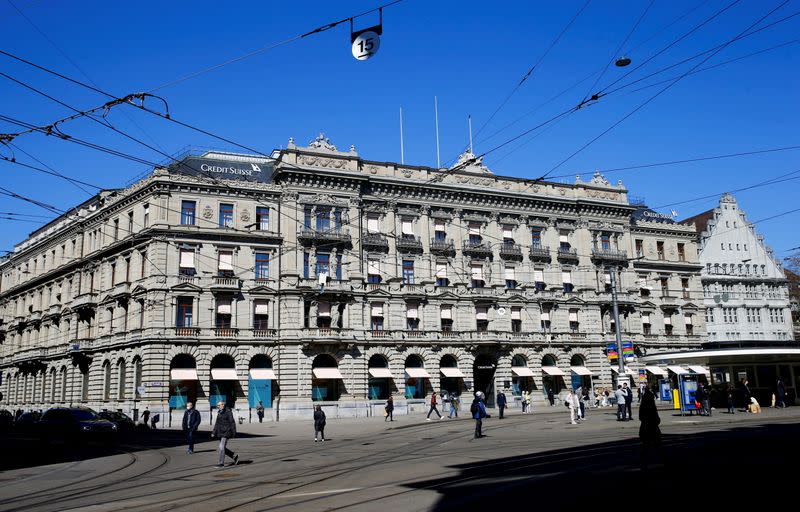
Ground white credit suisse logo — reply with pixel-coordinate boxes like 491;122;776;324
200;162;263;176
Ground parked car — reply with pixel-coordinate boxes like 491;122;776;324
0;409;14;431
14;411;42;432
97;411;135;432
38;407;118;443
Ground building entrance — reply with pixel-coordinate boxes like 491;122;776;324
473;354;496;408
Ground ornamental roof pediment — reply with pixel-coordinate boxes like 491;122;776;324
562;295;587;305
682;302;701;310
639;301;657;309
434;290;460;300
131;285;148;296
364;288;392;298
506;293;527;302
170;282;203;292
302;194;347;207
249;285;278;294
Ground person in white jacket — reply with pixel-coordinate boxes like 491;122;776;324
567;389;581;424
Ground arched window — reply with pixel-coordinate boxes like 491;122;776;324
103;361;112;400
511;354;533;396
133;356;143;399
368;354;391;400
542;354;557;367
60;366;67;402
210;353;238;408
311;354;341;402
50;368;57;402
511;354;527;367
41;370;47;402
117;359;127;400
81;365;90;401
248;354;275;409
570;354;585;367
169;354;198;409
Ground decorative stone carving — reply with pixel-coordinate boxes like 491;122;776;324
202;205;214;220
308;133;337;151
589;171;612;187
450;150;493;174
240;208;251;223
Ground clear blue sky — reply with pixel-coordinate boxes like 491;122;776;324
1;0;797;258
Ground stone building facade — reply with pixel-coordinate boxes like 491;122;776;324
683;193;793;344
0;135;705;422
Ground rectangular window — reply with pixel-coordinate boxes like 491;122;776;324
143;204;150;227
333;210;342;229
367;259;381;283
128;211;134;234
534;268;546;291
601;234;611;251
401;218;414;238
139;251;147;279
505;266;516;289
256;207;269;230
531;229;542;248
476;306;489;332
502;225;514;243
316;253;330;278
110;263;116;286
468;222;482;244
682;278;690;299
642;313;651;335
569;309;579;332
436;262;449;287
218;250;234;277
255;252;270;280
441;306;453;331
316;208;330;231
304;208;312;229
402;260;415;284
406;303;419;331
254;300;269;329
471;263;484;288
677;243;685;261
434;220;446;241
367;215;380;233
179;248;196;276
219;203;234;228
216;296;232;328
660;277;669;296
635;239;644;258
303;252;310;279
113;219;119;241
656;241;665;260
371;303;384;331
511;307;522;333
559;231;570;250
317;301;331;328
176;297;193;327
540;309;551;331
335;254;342;281
562;271;573;293
181;200;196;225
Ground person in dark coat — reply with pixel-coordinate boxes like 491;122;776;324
141;408;150;427
776;377;786;408
182;401;201;454
314;405;326;441
639;388;662;470
547;388;555;406
740;379;751;412
472;391;488;439
623;382;633;421
256;401;265;423
211;400;238;468
385;396;394;422
496;390;507;419
726;384;735;414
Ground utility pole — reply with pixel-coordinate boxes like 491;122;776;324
609;267;626;379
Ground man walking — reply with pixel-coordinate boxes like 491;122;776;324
496;389;507;419
471;391;488;438
385;395;394;422
211;400;239;468
615;385;626;421
567;388;580;425
182;401;201;454
623;382;633;421
426;391;443;421
448;393;459;418
256;401;265;423
776;377;786;408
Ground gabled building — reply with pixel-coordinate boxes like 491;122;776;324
683;193;793;344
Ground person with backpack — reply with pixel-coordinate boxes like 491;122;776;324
471;391;489;438
426;391;443;421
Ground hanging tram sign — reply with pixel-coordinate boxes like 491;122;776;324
350;9;383;61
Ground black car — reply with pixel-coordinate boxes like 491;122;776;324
97;411;135;432
39;407;118;442
14;411;42;432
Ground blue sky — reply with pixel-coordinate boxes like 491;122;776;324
0;0;798;258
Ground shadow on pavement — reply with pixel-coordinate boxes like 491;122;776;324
0;429;272;471
405;422;800;509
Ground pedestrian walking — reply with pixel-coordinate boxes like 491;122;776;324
313;405;326;441
141;408;150;427
496;390;507;419
182;401;201;454
150;413;160;429
547;388;555;407
637;384;643;404
776;377;786;408
623;382;633;421
615;385;626;421
426;391;443;420
211;400;239;468
726;384;735;414
256;401;265;423
448;393;459;418
471;391;488;438
639;388;663;470
567;389;580;425
385;396;394;422
578;387;587;419
740;379;751;412
700;384;711;416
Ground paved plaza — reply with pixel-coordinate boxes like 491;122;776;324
1;404;798;511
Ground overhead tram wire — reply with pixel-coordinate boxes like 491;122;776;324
468;0;593;146
0;186;65;215
6;142;101;193
538;0;792;181
580;0;655;104
146;0;407;93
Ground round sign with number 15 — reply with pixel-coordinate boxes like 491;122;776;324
352;30;381;61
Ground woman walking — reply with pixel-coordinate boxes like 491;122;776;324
385;396;394;422
639;388;662;470
314;405;326;442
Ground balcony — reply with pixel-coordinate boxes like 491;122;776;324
557;247;579;262
528;245;551;262
362;233;389;251
253;329;277;338
368;330;394;340
174;327;200;337
178;274;198;285
396;235;423;254
71;292;98;310
29;310;42;323
498;243;523;260
439;330;459;339
462;240;493;258
298;228;351;245
400;283;425;296
403;330;428;339
430;238;455;256
366;282;388;292
469;285;495;297
211;276;241;290
591;248;628;262
214;327;238;337
111;281;131;299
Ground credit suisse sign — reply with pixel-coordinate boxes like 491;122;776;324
169;156;273;183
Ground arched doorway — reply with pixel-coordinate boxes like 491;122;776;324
312;354;342;401
439;355;464;396
210;354;239;408
541;354;564;403
569;354;593;392
511;354;534;397
473;353;497;407
169;354;198;409
368;354;392;400
404;354;429;399
248;354;276;409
